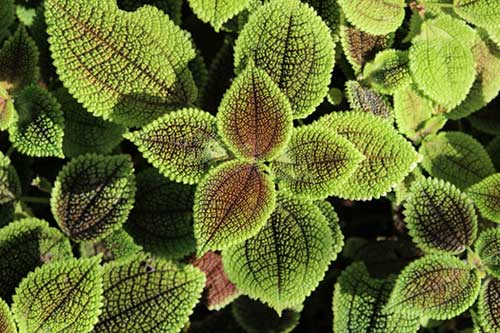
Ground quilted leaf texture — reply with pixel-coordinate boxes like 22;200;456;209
125;108;227;184
454;0;500;28
345;81;393;119
478;278;500;333
234;0;335;118
466;173;500;223
0;218;72;302
127;168;196;259
117;0;183;25
337;0;405;35
315;200;344;260
222;193;333;314
80;229;143;263
194;160;275;254
217;63;292;161
188;0;249;31
363;49;412;95
51;154;136;242
93;254;206;333
333;262;419;333
0;86;16;131
0;0;15;42
476;228;500;278
8;85;64;158
315;111;420;200
387;254;481;319
419;131;495;190
45;0;197;127
12;257;103;333
302;0;341;37
271;125;363;199
0;298;16;333
404;178;477;254
0;151;21;206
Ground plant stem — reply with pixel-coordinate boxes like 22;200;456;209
6;146;14;158
21;196;50;204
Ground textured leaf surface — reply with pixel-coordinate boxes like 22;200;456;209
0;298;16;333
419;131;495;189
302;0;341;37
388;254;481;319
475;228;500;278
223;194;333;313
194;160;275;254
45;0;197;126
478;278;500;333
272;125;363;199
93;254;205;333
12;257;102;333
0;151;21;206
51;154;136;242
404;178;477;254
188;0;249;31
315;111;420;200
315;200;344;260
467;173;500;223
117;0;183;25
337;0;405;35
80;229;142;263
345;81;392;119
0;87;16;131
234;0;335;118
363;49;411;94
217;63;292;161
454;0;500;28
0;218;72;301
125;108;227;184
127;168;195;259
333;262;419;333
9;85;64;158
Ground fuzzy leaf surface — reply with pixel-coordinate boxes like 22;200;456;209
476;228;500;278
363;49;411;94
188;0;249;31
345;81;392;119
0;298;16;333
466;173;500;223
478;278;500;333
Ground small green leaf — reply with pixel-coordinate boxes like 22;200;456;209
387;254;481;319
188;0;249;31
125;108;227;185
0;298;17;333
419;131;495;189
363;49;412;95
0;151;21;205
478;278;500;333
93;254;206;333
404;178;477;254
194;160;275;254
0;0;15;42
345;81;393;119
51;154;136;242
217;63;292;161
467;173;500;223
453;0;500;29
0;86;16;131
80;229;143;263
272;125;363;199
222;193;333;314
12;257;103;333
475;228;500;278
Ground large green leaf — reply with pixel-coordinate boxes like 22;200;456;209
466;173;500;223
188;0;249;31
0;298;16;333
477;278;500;333
475;228;500;278
454;0;500;28
45;0;197;126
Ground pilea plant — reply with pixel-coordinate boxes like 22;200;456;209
0;0;499;332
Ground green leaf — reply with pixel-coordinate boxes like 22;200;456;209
302;0;341;38
0;25;39;91
0;0;15;42
0;86;16;131
404;178;477;254
188;0;249;31
12;257;103;333
333;262;419;333
125;108;227;185
453;0;500;29
419;131;495;189
117;0;183;25
315;111;421;200
337;0;405;35
467;173;500;223
8;85;64;158
217;63;292;161
126;168;196;259
0;218;72;301
475;228;500;278
271;125;363;199
387;254;481;319
234;0;335;118
16;6;36;26
0;298;17;333
478;278;500;333
222;193;333;314
80;229;143;263
363;49;412;95
488;136;500;170
50;154;136;242
345;81;393;119
314;200;344;260
93;254;205;333
194;160;275;254
45;0;197;127
0;151;21;205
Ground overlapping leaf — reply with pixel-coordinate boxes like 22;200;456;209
0;298;16;333
80;229;143;263
51;154;136;242
475;228;500;278
302;0;341;37
466;173;500;223
0;86;16;131
234;0;335;118
45;0;197;126
315;200;344;260
188;0;249;31
117;0;183;25
478;278;500;333
363;49;412;94
345;81;392;119
454;0;500;28
0;151;21;205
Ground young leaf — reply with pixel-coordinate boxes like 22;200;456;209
333;262;419;333
271;125;363;199
194;160;275;254
11;257;103;333
8;85;64;158
363;49;412;95
315;111;421;200
80;229;143;263
117;0;183;25
0;298;16;333
345;81;393;119
0;218;72;301
222;193;333;314
51;154;136;242
466;173;500;223
475;228;500;278
0;86;16;131
0;0;15;42
387;254;481;319
419;131;495;189
0;151;21;205
126;168;196;260
125;108;227;185
93;254;206;333
315;200;344;260
45;0;197;127
453;0;500;29
478;278;500;333
217;63;293;161
0;25;39;91
234;0;335;118
188;0;249;31
404;178;477;254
